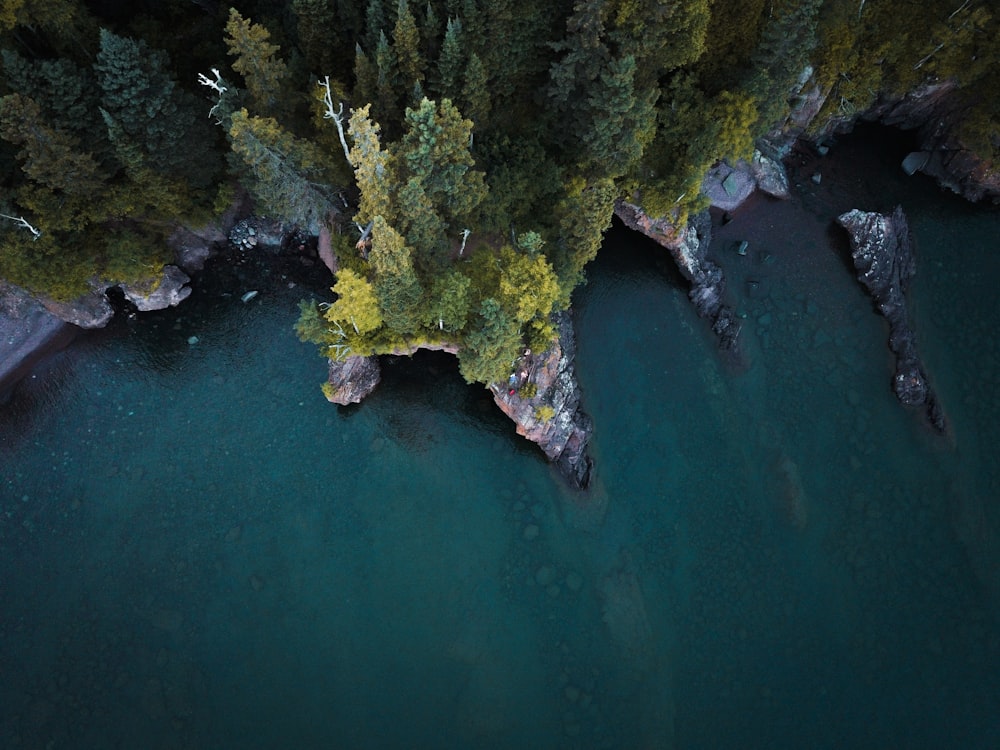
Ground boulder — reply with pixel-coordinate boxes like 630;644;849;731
701;150;790;212
837;207;946;432
119;265;192;311
324;354;381;405
40;286;114;329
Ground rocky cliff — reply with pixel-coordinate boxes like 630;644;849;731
490;311;593;489
614;200;741;354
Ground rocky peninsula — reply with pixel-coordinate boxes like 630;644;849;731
837;206;947;433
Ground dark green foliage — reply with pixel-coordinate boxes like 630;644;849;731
0;0;997;385
95;29;218;187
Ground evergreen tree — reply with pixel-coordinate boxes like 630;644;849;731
374;29;400;132
399;97;486;228
421;1;441;66
459;297;523;385
368;214;423;332
229;108;339;230
347;104;394;226
293;0;337;74
461;52;490;130
425;268;472;332
225;8;290;115
392;0;424;102
94;29;217;187
0;93;105;198
353;43;378;108
326;267;383;337
435;17;464;100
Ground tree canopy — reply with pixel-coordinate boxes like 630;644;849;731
1;0;996;385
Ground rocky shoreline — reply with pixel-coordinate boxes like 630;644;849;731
1;75;993;474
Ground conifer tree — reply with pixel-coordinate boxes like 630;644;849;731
399;97;486;228
421;1;441;65
425;269;472;332
353;43;378;108
0;93;105;198
224;8;289;115
435;17;464;100
347;104;394;226
229;108;339;230
368;214;423;332
293;0;337;74
461;52;490;131
326;268;383;337
364;0;388;59
393;0;424;102
374;29;400;132
95;29;215;186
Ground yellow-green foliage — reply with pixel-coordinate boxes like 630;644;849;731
534;404;555;423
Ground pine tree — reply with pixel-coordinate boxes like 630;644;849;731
0;94;105;198
225;8;290;115
353;43;378;107
421;1;441;65
374;29;400;131
347;104;394;226
435;17;464;99
229;108;339;230
364;0;388;60
326;268;383;336
399;97;486;228
368;214;423;332
393;0;424;102
459;297;524;385
425;269;472;332
582;54;656;176
396;176;447;264
94;29;217;187
461;52;490;131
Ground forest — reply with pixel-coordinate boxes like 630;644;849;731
1;0;997;387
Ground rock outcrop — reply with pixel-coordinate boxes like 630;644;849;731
837;206;946;432
324;354;382;405
615;200;741;353
490;311;593;488
701;149;791;212
120;265;192;311
773;71;999;204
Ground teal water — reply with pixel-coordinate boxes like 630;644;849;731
2;128;999;748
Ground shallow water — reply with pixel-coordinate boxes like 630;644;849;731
2;127;999;748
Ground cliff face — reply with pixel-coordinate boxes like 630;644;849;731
490;311;593;489
614;200;742;354
775;73;999;204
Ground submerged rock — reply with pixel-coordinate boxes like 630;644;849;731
614;200;741;354
491;311;594;489
837;206;947;432
324;354;381;405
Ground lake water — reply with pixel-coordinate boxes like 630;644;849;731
2;127;999;748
